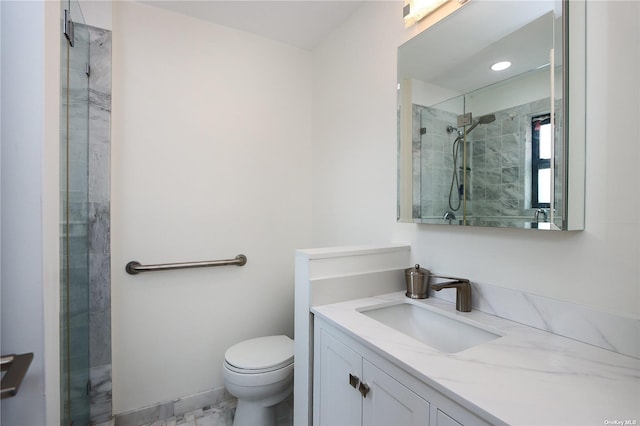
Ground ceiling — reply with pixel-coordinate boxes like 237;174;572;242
141;0;365;50
398;1;560;95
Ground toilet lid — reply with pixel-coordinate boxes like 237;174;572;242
225;335;294;372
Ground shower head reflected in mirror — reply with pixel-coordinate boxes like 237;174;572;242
465;114;496;134
447;113;496;212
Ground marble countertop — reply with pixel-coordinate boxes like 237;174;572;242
311;291;640;426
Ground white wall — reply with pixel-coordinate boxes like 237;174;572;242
79;0;112;30
0;3;45;424
466;67;562;117
1;1;60;424
111;1;313;413
312;1;640;319
312;1;408;246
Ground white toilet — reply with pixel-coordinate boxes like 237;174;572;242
222;335;294;426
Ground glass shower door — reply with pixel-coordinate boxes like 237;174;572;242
60;1;90;424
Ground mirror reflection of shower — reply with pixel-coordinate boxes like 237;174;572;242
446;114;496;211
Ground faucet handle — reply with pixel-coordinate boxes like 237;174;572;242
431;274;468;284
534;208;548;223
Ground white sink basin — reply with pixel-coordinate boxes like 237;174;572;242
358;302;502;353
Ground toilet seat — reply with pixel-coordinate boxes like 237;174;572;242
224;335;293;374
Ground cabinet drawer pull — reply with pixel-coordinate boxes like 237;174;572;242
349;373;360;388
358;382;370;398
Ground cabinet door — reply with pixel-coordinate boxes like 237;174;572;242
315;327;363;426
362;360;430;426
436;410;462;426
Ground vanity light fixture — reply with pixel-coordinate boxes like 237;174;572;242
491;61;512;71
403;0;449;24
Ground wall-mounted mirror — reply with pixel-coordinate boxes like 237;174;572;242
397;0;585;230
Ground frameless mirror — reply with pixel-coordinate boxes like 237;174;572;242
397;0;585;230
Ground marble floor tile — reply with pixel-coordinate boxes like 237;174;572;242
176;413;196;426
138;397;293;426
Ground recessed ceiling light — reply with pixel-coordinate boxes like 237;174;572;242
491;61;511;71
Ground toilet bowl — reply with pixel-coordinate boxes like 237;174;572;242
222;335;294;426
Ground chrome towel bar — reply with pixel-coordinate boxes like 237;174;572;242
126;254;247;275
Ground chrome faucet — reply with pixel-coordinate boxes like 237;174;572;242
534;208;548;223
429;275;472;312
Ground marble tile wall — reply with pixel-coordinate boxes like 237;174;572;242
61;19;92;425
60;19;111;424
86;24;113;425
61;21;111;425
411;105;459;219
467;98;564;225
430;281;640;360
412;98;565;227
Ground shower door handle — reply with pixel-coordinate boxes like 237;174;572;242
1;352;33;399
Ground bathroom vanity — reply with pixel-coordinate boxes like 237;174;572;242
313;312;490;426
293;245;640;426
311;293;640;426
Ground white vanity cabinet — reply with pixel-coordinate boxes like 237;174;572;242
313;324;362;426
361;360;430;426
313;317;491;426
314;322;429;426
